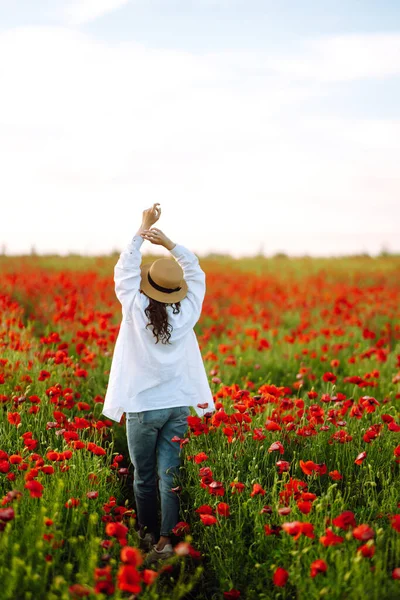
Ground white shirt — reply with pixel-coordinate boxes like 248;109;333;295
101;233;216;422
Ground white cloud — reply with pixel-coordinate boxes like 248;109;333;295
0;27;399;256
63;0;131;25
268;33;400;82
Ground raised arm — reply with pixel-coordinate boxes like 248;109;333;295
114;204;161;319
169;243;206;325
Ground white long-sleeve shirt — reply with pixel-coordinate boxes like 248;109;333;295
101;234;216;423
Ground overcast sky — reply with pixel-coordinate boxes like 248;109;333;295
0;0;399;258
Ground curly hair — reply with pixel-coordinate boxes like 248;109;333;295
142;292;181;344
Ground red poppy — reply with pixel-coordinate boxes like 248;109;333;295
194;452;209;464
199;514;217;526
206;479;224;495
392;568;400;580
116;564;141;594
310;559;327;577
217;502;230;517
24;479;44;498
391;515;400;533
172;521;190;536
273;566;289;587
332;511;357;530
281;521;315;541
319;527;344;546
322;372;337;383
7;412;21;426
142;569;159;585
352;524;375;541
195;505;214;515
354;451;367;465
268;441;285;454
223;589;241;599
357;543;375;558
120;546;143;567
265;420;282;432
174;542;201;559
250;483;266;497
276;460;290;473
230;482;245;493
297;501;312;515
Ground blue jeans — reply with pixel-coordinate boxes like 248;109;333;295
126;406;191;538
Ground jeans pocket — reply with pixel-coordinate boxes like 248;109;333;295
127;412;139;420
178;406;191;417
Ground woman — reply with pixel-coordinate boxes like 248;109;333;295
101;203;215;565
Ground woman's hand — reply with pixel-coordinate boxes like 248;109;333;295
141;203;161;229
141;228;175;251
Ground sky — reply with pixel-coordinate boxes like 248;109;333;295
0;0;399;258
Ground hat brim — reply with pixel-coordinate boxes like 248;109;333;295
140;262;188;303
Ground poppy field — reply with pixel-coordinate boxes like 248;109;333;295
0;251;400;600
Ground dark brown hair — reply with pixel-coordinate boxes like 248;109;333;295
142;292;181;344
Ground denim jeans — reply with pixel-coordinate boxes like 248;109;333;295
126;406;191;538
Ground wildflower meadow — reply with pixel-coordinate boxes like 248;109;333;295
0;252;399;600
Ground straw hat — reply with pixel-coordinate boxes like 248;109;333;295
140;258;188;303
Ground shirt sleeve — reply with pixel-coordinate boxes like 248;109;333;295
114;234;144;318
169;243;206;331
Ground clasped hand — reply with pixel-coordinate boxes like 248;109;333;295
139;203;175;250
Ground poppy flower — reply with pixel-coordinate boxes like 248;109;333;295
297;501;312;515
388;422;400;432
299;460;322;476
142;569;159;585
281;521;315;540
199;514;217;526
354;451;367;465
273;566;289;587
268;441;284;454
260;505;273;515
250;483;266;497
352;524;375;541
276;460;290;473
208;481;225;496
199;467;213;478
195;505;214;515
264;524;282;536
252;427;266;441
223;589;241;599
392;568;400;580
319;527;344;546
332;511;357;530
0;508;15;522
322;372;337;383
360;396;380;413
391;515;400;533
310;559;327;577
25;480;44;498
172;521;190;536
357;543;375;558
8;411;22;426
265;420;282;432
116;564;141;594
194;452;209;464
120;546;143;567
230;482;245;494
217;502;230;517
